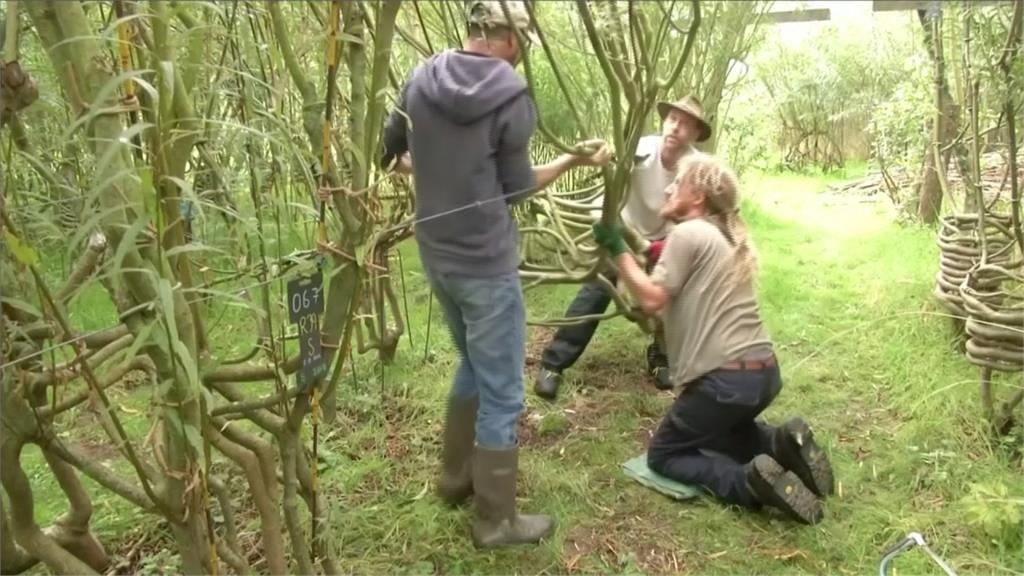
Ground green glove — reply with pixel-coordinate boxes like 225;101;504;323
593;222;628;256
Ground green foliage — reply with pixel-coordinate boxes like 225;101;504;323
718;76;775;174
962;482;1024;551
753;15;927;172
671;1;771;153
2;229;39;266
537;411;571;437
494;1;770;148
950;4;1024;132
866;51;932;173
136;547;183;576
22;171;1023;574
518;3;594;141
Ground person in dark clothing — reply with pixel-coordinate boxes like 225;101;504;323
591;154;835;524
380;1;610;548
534;96;712;400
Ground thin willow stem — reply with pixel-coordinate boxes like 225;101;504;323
523;1;586;132
1;212;169;519
575;0;623;153
1000;0;1023;256
605;2;638;106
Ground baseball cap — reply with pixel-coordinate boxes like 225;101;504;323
467;1;541;45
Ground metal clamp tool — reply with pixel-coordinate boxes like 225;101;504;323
879;532;958;576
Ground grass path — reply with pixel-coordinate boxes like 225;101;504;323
15;170;1023;574
315;169;1022;575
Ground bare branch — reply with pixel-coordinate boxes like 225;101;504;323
40;436;157;513
203;354;300;384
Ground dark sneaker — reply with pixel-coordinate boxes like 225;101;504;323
773;418;835;497
651;366;673;391
745;455;824;525
646;345;673;390
534;368;562;400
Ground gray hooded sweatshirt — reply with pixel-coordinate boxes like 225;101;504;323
382;50;537;277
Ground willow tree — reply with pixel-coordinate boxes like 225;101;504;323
916;4;962;224
2;0;731;573
370;0;711;327
667;1;769;154
508;0;702;330
2;0;405;573
954;0;1024;435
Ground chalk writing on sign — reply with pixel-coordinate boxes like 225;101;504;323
287;270;324;323
287;270;327;390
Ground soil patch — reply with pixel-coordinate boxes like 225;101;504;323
574;354;643;392
525;326;555;368
76;436;120;462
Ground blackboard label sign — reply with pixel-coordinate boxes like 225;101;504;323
287;270;326;389
296;312;328;388
287;270;325;323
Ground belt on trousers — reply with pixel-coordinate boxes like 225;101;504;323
719;355;777;371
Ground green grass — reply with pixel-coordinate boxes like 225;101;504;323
16;168;1024;574
317;167;1024;574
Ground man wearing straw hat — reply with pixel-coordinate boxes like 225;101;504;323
534;95;712;400
381;0;610;549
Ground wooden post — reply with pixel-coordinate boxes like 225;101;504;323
764;8;831;24
873;0;1009;11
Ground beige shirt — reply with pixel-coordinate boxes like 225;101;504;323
583;137;698;238
622;136;699;241
651;219;772;386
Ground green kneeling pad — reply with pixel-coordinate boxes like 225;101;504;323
623;453;702;500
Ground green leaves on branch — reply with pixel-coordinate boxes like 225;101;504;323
4;229;39;266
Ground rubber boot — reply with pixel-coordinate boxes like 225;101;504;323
471;446;554;549
534;367;562;400
770;418;835;497
437;396;478;506
745;455;823;525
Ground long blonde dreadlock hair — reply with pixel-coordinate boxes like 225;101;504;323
678;155;758;283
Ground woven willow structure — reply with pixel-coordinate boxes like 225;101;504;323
933;210;1023;433
939;204;1024;432
961;264;1024;373
934;213;1017;321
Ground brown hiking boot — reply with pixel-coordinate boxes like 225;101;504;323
437;396;478;506
471;446;554;548
772;418;835;497
745;455;824;525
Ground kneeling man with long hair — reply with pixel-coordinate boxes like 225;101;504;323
592;156;835;524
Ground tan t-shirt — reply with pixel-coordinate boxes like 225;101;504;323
651;218;772;386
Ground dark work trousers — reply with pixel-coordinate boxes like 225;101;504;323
646;364;783;507
540;269;664;372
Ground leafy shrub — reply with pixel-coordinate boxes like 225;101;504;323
961;482;1024;551
731;12;930;174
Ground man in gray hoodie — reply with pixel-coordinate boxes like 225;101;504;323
381;1;609;549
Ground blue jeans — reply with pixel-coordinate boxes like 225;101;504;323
425;269;525;449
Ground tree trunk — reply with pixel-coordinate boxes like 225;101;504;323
24;3;211;572
1;501;39;574
917;7;959;224
40;448;109;572
1;437;97;575
918;136;943;222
